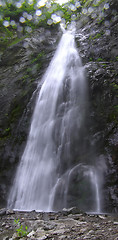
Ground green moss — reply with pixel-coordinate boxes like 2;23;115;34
26;67;32;74
108;111;118;124
89;31;104;41
10;104;22;123
31;51;45;64
102;63;107;66
9;36;25;47
22;74;29;83
4;127;11;136
0;126;11;139
93;32;103;39
115;56;118;61
97;58;104;62
111;83;118;90
97;18;104;25
114;105;118;112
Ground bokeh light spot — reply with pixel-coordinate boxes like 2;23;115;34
19;17;25;23
71;14;76;20
88;7;93;14
75;1;81;8
27;14;33;21
82;8;88;14
23;12;28;18
17;26;23;32
47;19;53;25
16;2;22;8
104;20;110;27
10;20;16;26
105;29;110;36
28;0;33;5
69;4;76;11
25;26;32;33
36;10;42;16
51;13;61;23
37;0;46;8
3;20;9;27
104;3;109;10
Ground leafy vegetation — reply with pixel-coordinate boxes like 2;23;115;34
0;0;111;51
0;0;109;37
14;218;29;237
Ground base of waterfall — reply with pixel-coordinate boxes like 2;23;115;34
1;208;118;240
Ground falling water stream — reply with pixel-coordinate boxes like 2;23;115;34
8;28;101;213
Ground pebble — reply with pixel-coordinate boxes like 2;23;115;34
0;208;6;216
77;221;87;225
2;222;6;227
114;222;118;225
5;225;10;229
98;215;106;220
6;209;15;215
52;228;65;234
37;236;48;240
3;237;9;240
27;230;35;237
79;227;88;233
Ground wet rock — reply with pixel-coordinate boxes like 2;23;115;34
75;0;118;212
27;230;35;238
6;209;15;215
3;237;9;240
113;221;118;225
0;210;118;240
0;208;6;216
2;222;6;227
62;207;83;215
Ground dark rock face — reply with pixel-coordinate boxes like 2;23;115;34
75;0;118;212
0;1;118;212
0;27;60;207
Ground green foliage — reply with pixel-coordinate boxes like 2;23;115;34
89;31;104;42
97;58;104;62
5;127;10;132
114;105;118;112
2;127;11;138
108;82;118;124
0;0;110;49
10;105;22;122
111;83;118;91
31;51;45;64
14;219;29;237
9;36;26;47
116;56;118;61
93;32;104;39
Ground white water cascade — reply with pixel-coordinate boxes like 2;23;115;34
8;29;101;212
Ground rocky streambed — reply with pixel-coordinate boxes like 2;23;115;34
0;208;118;240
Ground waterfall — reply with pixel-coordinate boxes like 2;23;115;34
8;28;101;212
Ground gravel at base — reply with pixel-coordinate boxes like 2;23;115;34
0;208;118;240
